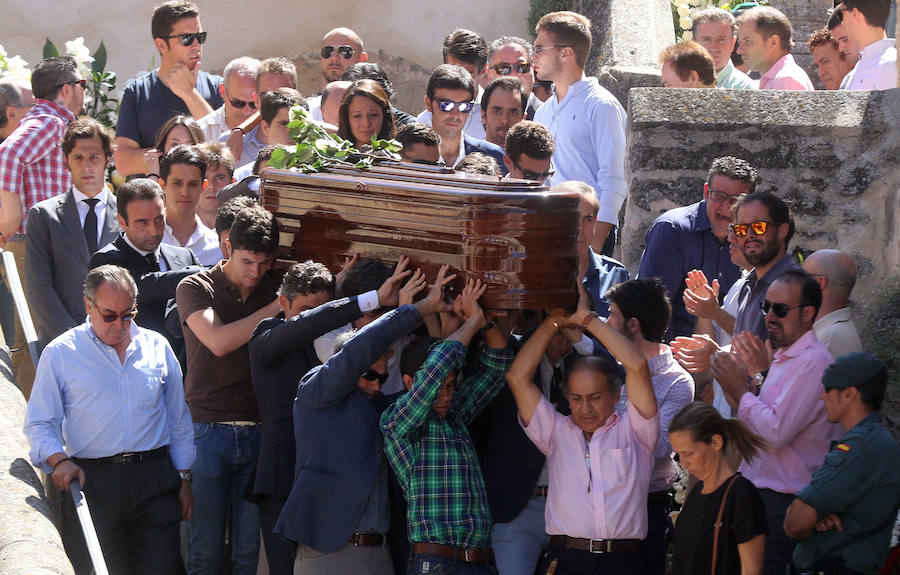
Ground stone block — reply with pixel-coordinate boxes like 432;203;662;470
622;87;900;300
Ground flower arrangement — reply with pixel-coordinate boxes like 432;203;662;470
43;37;119;128
0;45;31;82
671;0;770;42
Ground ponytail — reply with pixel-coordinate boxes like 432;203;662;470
723;417;770;463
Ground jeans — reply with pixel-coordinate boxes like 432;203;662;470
640;494;672;575
759;489;798;575
407;554;497;575
492;496;548;575
186;422;260;575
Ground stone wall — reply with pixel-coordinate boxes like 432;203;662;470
621;87;900;301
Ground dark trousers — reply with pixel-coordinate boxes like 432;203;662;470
407;553;497;575
641;493;672;575
62;452;183;575
759;489;798;575
257;494;297;575
535;545;642;575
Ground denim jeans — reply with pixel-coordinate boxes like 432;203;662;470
407;554;497;575
186;422;260;575
492;496;548;575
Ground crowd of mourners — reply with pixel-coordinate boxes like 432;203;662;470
0;0;898;574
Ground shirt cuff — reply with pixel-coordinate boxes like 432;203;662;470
737;390;757;418
358;290;379;313
572;333;593;355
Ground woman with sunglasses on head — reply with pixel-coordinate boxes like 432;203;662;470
143;114;205;179
337;79;395;150
669;401;769;575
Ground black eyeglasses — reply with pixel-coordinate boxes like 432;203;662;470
160;32;207;46
490;62;532;75
515;163;554;182
321;45;355;59
436;99;475;113
92;301;138;323
56;79;87;90
760;300;801;318
361;369;389;384
226;94;256;110
708;189;743;205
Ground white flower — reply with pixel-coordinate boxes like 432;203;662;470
688;0;703;6
65;37;94;79
677;4;690;17
679;16;694;30
682;30;694;42
0;44;8;60
675;0;690;6
2;55;32;82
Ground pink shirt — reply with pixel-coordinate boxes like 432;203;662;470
738;330;840;494
759;54;815;90
521;396;658;539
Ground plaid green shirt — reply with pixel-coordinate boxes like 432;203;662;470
381;339;512;549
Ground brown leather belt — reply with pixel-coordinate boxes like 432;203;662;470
534;485;549;498
73;446;168;466
411;542;494;564
548;535;641;554
349;533;385;546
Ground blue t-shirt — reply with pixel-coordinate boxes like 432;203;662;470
116;69;223;147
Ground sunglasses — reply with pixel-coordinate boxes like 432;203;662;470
436;99;475;114
227;96;256;110
516;165;554;182
760;300;801;318
56;79;87;90
160;32;207;46
729;220;771;237
490;62;532;75
708;189;743;205
93;303;138;323
361;369;389;384
321;45;355;59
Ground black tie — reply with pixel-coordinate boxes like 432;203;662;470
145;251;160;272
83;198;100;253
549;363;564;405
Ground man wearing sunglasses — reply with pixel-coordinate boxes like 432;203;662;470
503;120;554;183
485;36;542;120
196;57;260;143
712;269;837;575
304;27;367;115
24;264;194;574
115;1;224;177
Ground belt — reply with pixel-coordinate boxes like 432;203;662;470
647;490;672;506
349;533;385;547
217;420;258;426
548;535;641;554
411;543;493;564
73;446;168;466
534;485;549;498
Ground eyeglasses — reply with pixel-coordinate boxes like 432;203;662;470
160;32;207;46
515;163;554;182
435;99;476;114
55;79;87;90
760;300;801;318
729;220;771;237
361;369;389;384
226;94;256;110
91;301;138;323
708;189;743;205
532;44;569;57
321;45;355;59
490;62;532;75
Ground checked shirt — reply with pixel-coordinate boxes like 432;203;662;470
381;339;512;549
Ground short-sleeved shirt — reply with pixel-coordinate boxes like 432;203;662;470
175;261;277;422
733;254;800;340
671;474;768;575
793;413;900;574
116;69;223;147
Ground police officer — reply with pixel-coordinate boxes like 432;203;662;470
783;352;900;575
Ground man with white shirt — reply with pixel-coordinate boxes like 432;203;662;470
25;117;119;347
802;249;863;358
196;56;260;142
837;0;898;90
532;11;628;255
737;6;815;90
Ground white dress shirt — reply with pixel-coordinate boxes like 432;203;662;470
197;105;229;142
162;215;221;266
72;185;109;242
842;38;898;90
122;233;169;272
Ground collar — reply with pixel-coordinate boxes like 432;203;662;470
551;76;593;104
122;232;158;258
717;60;736;84
164;214;211;244
813;307;852;330
439;135;468;168
72;185;109;206
761;53;792;82
860;37;896;61
772;329;818;362
750;254;796;285
648;346;677;375
25;98;76;123
692;200;713;232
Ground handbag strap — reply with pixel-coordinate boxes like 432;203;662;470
711;474;740;575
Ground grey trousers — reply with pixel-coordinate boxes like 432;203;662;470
294;541;393;575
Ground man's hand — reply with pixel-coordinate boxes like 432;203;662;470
375;256;412;307
671;334;720;372
179;478;194;521
815;513;843;532
50;459;86;492
161;63;199;99
711;350;750;401
399;268;427;306
731;331;772;376
415;265;456;317
457;278;487;328
562;281;593;328
683;269;721;319
335;253;359;290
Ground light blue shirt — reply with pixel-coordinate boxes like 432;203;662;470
533;76;627;225
218;124;265;166
24;320;195;473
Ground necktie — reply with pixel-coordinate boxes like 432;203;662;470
145;251;160;272
549;363;564;405
83;198;100;253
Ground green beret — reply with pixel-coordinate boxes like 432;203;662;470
822;352;883;391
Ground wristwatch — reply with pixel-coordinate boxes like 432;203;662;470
178;470;193;482
750;373;765;395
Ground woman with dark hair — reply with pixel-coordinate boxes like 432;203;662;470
669;401;769;575
143;114;205;177
337;79;395;148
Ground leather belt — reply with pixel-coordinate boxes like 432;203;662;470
534;485;549;498
217;420;258;426
73;446;168;466
548;535;641;554
349;533;385;547
411;542;493;564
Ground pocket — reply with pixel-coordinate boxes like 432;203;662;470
134;367;164;408
193;422;212;441
605;447;631;487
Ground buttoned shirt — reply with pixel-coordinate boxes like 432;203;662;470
162;215;221;266
733;254;800;341
24;320;194;473
381;340;513;548
72;185;110;240
842;38;897;91
615;348;694;492
0;99;74;233
122;233;169;272
522;396;658;540
197;105;229;142
416;85;486;141
717;60;758;90
582;248;630;318
738;330;839;494
758;54;815;90
813;308;862;360
217;124;265;167
534;77;627;225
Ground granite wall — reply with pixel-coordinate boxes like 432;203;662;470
621;87;900;300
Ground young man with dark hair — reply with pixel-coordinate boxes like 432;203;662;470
807;27;856;89
480;76;526;150
396;122;441;165
503;120;554;182
26;117;119;347
229;88;305;180
736;6;814;90
658;42;718;88
214;196;256;259
195;141;234;228
836;0;897;90
176;203;281;575
532;11;628;255
115;0;223;176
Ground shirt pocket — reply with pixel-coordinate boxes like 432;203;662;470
601;447;631;488
134;367;164;408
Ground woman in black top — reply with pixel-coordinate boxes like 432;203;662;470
669;402;770;575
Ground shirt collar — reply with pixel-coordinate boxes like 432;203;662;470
772;329;818;361
813;307;852;331
164;214;210;244
761;53;792;82
122;232;157;257
693;200;713;232
25;98;76;123
72;185;109;205
648;346;676;375
860;38;895;61
750;254;796;285
717;60;736;85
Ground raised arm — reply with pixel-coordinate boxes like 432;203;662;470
506;316;556;426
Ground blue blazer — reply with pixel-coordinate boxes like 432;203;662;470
463;134;508;175
274;305;421;552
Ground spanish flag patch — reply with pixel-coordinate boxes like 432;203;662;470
836;443;851;452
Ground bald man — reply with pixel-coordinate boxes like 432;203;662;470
802;249;862;358
319;28;366;88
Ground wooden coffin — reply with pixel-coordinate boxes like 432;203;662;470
260;162;580;310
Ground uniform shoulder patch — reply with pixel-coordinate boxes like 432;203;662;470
836;443;851;452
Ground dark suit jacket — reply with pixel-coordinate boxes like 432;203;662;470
275;305;421;552
26;190;119;345
248;295;364;498
89;233;201;337
463;134;508;175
